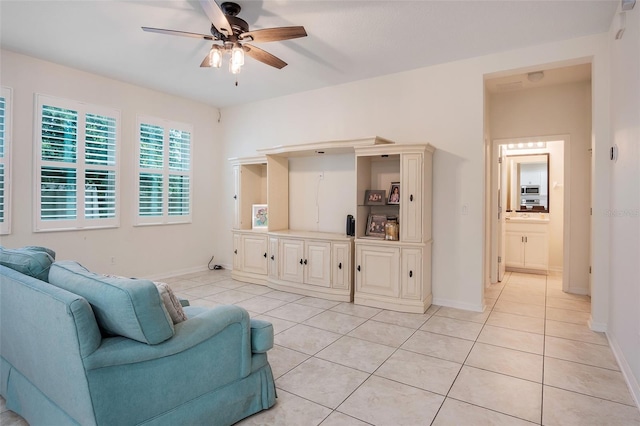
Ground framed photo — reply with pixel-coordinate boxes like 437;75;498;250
365;214;387;238
364;190;386;206
252;204;268;229
388;182;400;205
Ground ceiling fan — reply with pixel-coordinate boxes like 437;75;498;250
142;0;307;74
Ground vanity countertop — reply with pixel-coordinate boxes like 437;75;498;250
506;215;549;224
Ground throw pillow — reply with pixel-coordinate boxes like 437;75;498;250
154;281;188;324
0;246;55;282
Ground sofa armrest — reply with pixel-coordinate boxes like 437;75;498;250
250;319;274;353
83;304;250;371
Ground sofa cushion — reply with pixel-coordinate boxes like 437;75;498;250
48;261;175;344
0;246;55;281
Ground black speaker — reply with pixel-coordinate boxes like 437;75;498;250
346;214;355;236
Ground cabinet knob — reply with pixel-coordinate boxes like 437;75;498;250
357;265;361;272
409;270;413;278
271;255;275;260
410;194;414;202
233;194;237;200
304;259;308;265
300;259;304;265
338;262;342;270
234;249;237;254
263;252;267;258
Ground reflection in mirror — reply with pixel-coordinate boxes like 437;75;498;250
506;153;549;213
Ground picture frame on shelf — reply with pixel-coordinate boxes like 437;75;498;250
388;182;400;205
365;214;387;238
364;190;386;206
252;204;268;229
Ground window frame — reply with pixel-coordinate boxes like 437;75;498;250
135;115;193;226
33;94;121;232
0;87;13;235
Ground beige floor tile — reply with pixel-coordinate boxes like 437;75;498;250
372;309;431;329
164;279;205;290
338;376;444;425
203;289;257;304
186;298;223;309
316;336;396;373
303;311;368;335
295;296;342;310
375;349;462;395
465;342;543;382
234;295;288;314
493;299;545;318
543;357;636;406
545;296;591;313
235;283;274;295
508;273;546;285
546;287;590;301
347;320;415;347
545;307;590;325
181;284;230;298
485;288;502;299
253;314;297;335
401;330;474;364
484;297;497;309
268;344;310;379
425;304;441;315
275;324;341;355
319;411;370;426
499;290;546;306
544;336;619;370
433;398;536;426
330;303;382;319
420;316;483;341
434;306;490;324
266;303;325;323
545;320;608;346
209;278;247;289
542;386;640;426
277;358;369;409
262;290;305;302
236;389;332;426
487;310;545;334
448;366;542;423
504;282;546;295
477;325;544;354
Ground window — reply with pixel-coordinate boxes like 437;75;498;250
136;116;192;225
34;94;120;231
0;87;12;235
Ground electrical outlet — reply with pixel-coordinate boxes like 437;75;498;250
318;171;324;180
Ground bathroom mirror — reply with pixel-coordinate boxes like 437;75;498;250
505;153;549;212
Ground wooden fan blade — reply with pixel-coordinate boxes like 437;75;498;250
142;27;216;40
244;44;287;69
240;26;307;43
199;0;233;35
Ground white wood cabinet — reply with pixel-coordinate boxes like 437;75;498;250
268;236;279;279
231;230;269;284
505;221;549;272
268;231;353;301
354;144;434;313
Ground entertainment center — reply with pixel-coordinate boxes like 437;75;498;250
230;137;434;313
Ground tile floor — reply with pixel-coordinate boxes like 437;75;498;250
2;270;639;425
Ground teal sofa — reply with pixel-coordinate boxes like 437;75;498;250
0;247;276;425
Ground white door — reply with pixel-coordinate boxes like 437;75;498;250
232;232;242;271
401;248;422;300
401;153;423;243
355;244;400;297
332;242;351;290
498;145;507;281
241;234;268;275
304;241;331;287
268;237;279;279
280;238;304;283
524;233;548;271
505;232;525;268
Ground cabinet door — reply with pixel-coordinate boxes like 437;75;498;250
268;237;279;279
280;238;304;283
524;233;548;270
241;234;268;275
233;233;242;271
304;241;331;288
505;232;525;268
332;242;351;290
401;248;422;300
232;165;240;229
355;244;400;297
401;153;423;243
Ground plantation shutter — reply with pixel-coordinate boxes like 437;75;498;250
0;87;10;234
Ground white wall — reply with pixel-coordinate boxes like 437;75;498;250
219;33;611;313
0;50;223;279
490;83;591;288
607;3;640;406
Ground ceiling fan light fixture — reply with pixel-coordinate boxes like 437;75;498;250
231;43;245;67
209;45;223;68
229;59;242;75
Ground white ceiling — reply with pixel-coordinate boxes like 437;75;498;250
0;0;617;108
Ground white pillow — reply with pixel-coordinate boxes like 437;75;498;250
154;281;188;324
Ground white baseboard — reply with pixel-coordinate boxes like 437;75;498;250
588;316;608;333
607;332;640;410
432;297;485;313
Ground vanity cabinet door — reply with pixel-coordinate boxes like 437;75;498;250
232;165;240;229
268;237;279;279
241;234;268;275
355;244;400;298
332;242;351;290
401;153;423;243
505;231;525;268
304;241;331;288
280;238;304;283
523;232;548;270
233;232;242;271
